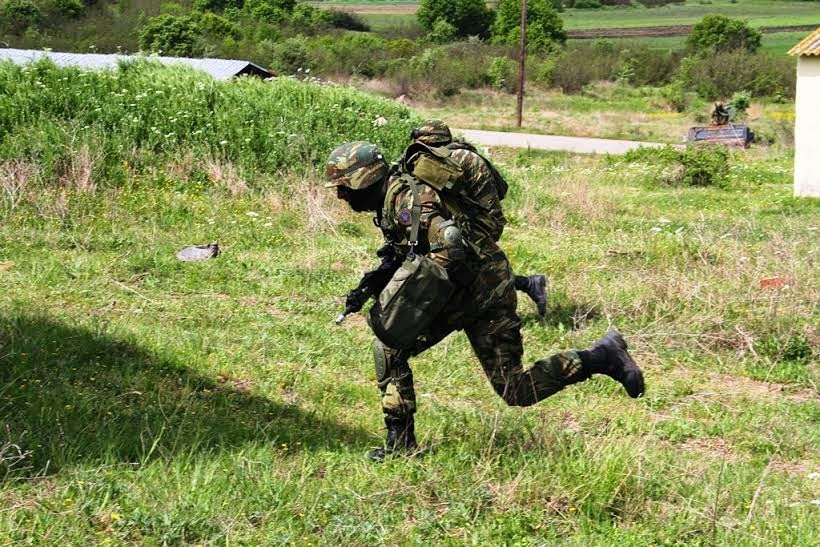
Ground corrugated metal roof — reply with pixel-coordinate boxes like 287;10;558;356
789;28;820;56
0;49;272;79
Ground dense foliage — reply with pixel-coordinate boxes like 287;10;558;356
492;0;567;52
0;60;418;186
686;14;763;55
416;0;494;39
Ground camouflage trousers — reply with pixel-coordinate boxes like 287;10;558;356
374;248;590;418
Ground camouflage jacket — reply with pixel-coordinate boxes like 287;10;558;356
378;148;506;273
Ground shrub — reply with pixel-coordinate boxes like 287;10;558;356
574;0;602;8
548;42;619;92
622;145;729;187
289;3;333;33
269;36;312;74
196;11;241;40
417;0;494;39
729;90;751;116
676;52;795;100
636;0;684;6
310;33;392;78
325;10;369;32
486;56;516;92
686;14;762;55
139;14;202;57
493;0;566;52
0;0;42;34
398;42;495;97
51;0;85;18
192;0;242;13
428;18;457;44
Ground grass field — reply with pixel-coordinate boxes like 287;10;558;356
343;0;819;40
1;143;818;543
572;30;810;55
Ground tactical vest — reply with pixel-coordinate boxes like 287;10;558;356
385;143;507;255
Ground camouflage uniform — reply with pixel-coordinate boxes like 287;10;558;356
375;149;588;419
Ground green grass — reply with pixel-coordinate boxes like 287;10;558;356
561;0;820;30
569;29;810;54
1;136;818;542
0;59;817;544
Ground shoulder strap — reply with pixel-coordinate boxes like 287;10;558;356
403;174;423;259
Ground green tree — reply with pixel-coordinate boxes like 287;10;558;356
417;0;494;39
0;0;42;34
686;14;761;55
139;14;202;57
492;0;566;52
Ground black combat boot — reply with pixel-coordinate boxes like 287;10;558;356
578;330;645;398
368;414;418;462
514;274;548;316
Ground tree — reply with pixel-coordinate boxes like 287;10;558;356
686;15;762;55
139;14;202;57
492;0;567;52
0;0;42;34
417;0;494;39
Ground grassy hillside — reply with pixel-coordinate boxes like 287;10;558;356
0;61;417;187
0;61;818;544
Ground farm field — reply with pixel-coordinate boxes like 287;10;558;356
0;62;818;544
323;1;820;35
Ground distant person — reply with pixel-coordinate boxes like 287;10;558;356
324;140;645;461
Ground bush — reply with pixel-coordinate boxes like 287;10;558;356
310;33;392;78
0;0;42;34
269;36;312;74
139;14;202;57
398;42;496;97
192;0;242;13
729;90;751;116
622;145;729;187
636;0;684;6
574;0;602;8
289;3;333;33
417;0;494;39
676;52;795;100
686;14;762;55
196;11;241;40
493;0;566;52
325;10;369;32
428;18;457;44
51;0;85;18
486;56;516;92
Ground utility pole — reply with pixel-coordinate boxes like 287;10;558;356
516;0;527;127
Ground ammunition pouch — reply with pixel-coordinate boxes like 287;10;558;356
368;254;454;350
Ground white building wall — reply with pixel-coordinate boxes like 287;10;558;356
794;56;820;197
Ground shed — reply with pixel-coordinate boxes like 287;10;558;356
789;28;820;198
0;48;273;81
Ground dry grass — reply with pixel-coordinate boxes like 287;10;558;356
58;145;100;194
0;160;39;215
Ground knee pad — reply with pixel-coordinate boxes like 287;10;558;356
373;340;410;386
374;340;390;385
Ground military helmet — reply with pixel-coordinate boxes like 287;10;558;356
324;141;388;190
410;119;452;146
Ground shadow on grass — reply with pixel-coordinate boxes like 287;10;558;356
0;313;369;478
521;298;599;330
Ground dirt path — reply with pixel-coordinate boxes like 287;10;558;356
455;128;670;154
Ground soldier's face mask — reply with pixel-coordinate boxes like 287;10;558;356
337;185;381;213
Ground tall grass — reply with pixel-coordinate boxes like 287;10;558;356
0;60;418;188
